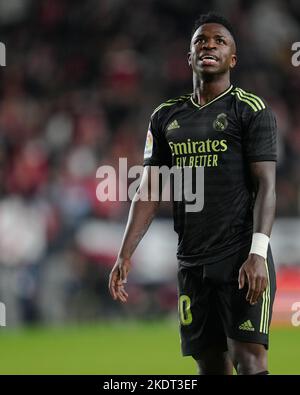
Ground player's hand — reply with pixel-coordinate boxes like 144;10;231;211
238;254;268;305
108;257;131;303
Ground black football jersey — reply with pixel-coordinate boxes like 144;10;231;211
143;85;277;264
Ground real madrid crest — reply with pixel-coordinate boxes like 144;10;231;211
213;113;228;131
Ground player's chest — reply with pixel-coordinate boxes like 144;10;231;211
163;108;241;144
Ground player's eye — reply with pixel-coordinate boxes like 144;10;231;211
194;37;205;45
216;38;225;44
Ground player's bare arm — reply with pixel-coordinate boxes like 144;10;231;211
108;165;162;303
238;161;276;305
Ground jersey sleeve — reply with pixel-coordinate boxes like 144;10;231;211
143;111;172;167
243;106;277;162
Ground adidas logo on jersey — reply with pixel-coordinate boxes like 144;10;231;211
167;120;180;130
239;320;255;331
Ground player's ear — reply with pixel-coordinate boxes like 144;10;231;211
187;52;192;66
230;54;237;69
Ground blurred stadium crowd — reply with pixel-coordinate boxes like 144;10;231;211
0;0;300;326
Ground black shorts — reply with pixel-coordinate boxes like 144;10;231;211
177;246;276;356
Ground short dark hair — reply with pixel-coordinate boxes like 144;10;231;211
192;13;236;44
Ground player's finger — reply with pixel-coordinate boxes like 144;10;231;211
109;273;117;300
116;293;126;303
110;268;122;300
121;287;128;298
117;285;128;298
250;278;262;305
262;276;268;293
259;277;268;301
246;272;256;302
238;268;245;289
116;288;128;303
258;277;265;302
114;284;125;301
116;284;128;302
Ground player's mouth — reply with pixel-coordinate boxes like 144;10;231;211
198;54;219;66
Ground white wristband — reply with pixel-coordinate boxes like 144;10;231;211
249;233;269;259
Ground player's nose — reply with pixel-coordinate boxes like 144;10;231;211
203;38;216;49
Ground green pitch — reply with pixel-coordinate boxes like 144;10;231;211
0;320;298;374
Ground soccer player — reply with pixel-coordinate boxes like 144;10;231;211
108;13;277;375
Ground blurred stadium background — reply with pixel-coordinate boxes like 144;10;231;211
0;0;299;374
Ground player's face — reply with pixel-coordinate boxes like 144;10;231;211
188;23;237;76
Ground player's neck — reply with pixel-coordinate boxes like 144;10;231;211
193;74;231;106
